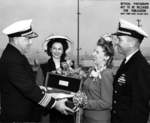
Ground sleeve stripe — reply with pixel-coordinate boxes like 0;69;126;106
51;101;56;108
38;93;52;107
38;93;47;106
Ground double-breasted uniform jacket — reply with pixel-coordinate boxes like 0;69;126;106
0;44;55;122
111;50;150;123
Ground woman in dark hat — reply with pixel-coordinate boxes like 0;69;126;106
36;35;75;123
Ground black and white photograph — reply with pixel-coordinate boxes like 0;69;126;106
0;0;150;123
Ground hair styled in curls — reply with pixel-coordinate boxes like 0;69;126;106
97;37;114;68
46;38;69;61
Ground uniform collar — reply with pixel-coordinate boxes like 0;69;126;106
125;49;139;63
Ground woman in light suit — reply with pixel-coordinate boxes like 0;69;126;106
81;35;114;123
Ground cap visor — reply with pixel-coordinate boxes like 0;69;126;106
24;32;38;38
112;32;128;36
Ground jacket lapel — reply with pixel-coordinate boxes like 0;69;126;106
115;51;141;79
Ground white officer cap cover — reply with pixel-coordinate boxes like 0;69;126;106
43;35;72;53
112;19;148;40
2;19;38;38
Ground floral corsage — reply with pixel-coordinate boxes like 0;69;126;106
89;65;106;81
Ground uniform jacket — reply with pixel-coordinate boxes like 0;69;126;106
111;51;150;123
0;44;54;122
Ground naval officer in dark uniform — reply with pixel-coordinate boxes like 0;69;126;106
111;19;150;123
0;19;73;123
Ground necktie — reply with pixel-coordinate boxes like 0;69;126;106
118;58;126;70
121;58;126;66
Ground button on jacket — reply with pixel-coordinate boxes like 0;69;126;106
0;44;55;122
111;51;150;123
